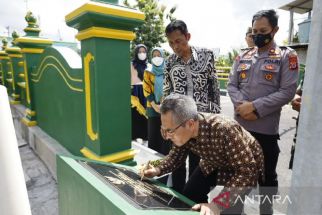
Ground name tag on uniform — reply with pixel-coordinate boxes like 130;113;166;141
264;59;281;65
264;64;275;71
260;64;279;72
237;64;251;71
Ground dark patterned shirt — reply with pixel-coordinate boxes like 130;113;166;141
157;113;264;207
163;47;221;113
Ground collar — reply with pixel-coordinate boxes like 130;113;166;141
175;46;199;63
256;41;278;57
195;113;207;142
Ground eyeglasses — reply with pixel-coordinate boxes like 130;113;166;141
160;119;189;139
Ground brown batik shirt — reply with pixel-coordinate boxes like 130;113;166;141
157;113;264;208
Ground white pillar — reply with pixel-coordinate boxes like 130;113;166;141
288;0;322;214
0;85;32;215
288;10;294;44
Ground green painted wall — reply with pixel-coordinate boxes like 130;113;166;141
31;47;85;156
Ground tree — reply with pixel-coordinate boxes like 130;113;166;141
215;48;239;67
123;0;176;55
227;49;239;66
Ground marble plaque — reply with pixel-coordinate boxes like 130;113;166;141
80;161;193;210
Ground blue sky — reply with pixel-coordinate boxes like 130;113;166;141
0;0;308;54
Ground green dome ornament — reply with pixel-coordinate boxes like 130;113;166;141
2;38;8;50
24;11;41;36
11;31;20;46
25;11;38;28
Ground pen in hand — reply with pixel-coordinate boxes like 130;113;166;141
140;160;150;181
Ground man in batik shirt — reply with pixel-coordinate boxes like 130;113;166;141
163;20;221;193
142;94;264;215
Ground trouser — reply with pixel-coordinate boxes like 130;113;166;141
183;166;247;215
148;116;170;155
131;85;147;140
171;151;200;194
250;131;280;215
131;107;147;140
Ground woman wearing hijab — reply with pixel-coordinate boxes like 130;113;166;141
143;48;169;155
131;44;148;141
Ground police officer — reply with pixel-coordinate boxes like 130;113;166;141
227;9;299;215
245;26;255;48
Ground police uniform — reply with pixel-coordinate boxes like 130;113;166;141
227;42;299;213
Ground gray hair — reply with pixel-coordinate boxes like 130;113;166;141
160;94;198;124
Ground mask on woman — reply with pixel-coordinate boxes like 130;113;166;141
138;52;147;61
151;57;164;67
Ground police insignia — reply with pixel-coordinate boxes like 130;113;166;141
240;64;247;70
268;48;281;59
264;64;275;70
240;71;247;79
265;73;273;80
289;54;298;70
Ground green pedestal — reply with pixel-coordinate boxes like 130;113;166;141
66;1;145;163
16;12;53;126
57;155;198;215
5;47;22;104
0;50;10;90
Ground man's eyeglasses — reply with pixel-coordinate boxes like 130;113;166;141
160;119;188;139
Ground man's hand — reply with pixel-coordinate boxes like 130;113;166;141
151;102;160;113
236;101;255;117
240;112;258;121
138;162;160;179
291;96;301;112
152;104;160;113
192;202;221;215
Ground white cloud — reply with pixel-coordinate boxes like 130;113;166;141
0;0;86;41
160;0;308;54
0;0;308;54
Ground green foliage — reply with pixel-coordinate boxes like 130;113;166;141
215;56;228;67
292;31;299;44
215;49;239;67
123;0;176;55
227;49;239;66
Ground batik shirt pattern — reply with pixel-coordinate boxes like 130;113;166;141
164;47;221;113
157;113;264;208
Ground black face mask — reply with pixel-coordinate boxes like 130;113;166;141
252;32;273;48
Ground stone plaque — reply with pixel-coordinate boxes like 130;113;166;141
80;161;193;210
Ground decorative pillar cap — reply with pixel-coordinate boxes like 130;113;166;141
24;11;41;36
65;1;144;32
